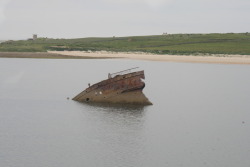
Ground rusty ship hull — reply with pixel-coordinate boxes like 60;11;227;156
72;70;152;105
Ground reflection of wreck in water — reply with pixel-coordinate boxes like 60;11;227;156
72;67;152;105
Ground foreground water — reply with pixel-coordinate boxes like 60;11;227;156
0;58;250;167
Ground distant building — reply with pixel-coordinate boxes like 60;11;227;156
33;34;37;40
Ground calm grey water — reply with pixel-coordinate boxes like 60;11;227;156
0;58;250;167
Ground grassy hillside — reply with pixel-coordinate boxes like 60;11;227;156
1;33;250;55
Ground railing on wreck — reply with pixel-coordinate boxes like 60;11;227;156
109;67;139;78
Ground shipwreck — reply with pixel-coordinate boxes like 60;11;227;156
72;67;152;105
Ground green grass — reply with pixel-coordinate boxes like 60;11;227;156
1;33;250;55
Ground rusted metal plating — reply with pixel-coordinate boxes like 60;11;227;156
72;70;152;105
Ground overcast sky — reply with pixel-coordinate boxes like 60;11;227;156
0;0;249;40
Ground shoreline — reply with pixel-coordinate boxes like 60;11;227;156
49;51;250;65
1;51;250;64
0;52;111;59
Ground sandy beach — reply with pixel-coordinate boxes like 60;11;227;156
1;51;250;64
48;51;250;65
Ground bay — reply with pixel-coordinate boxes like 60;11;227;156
0;58;250;167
